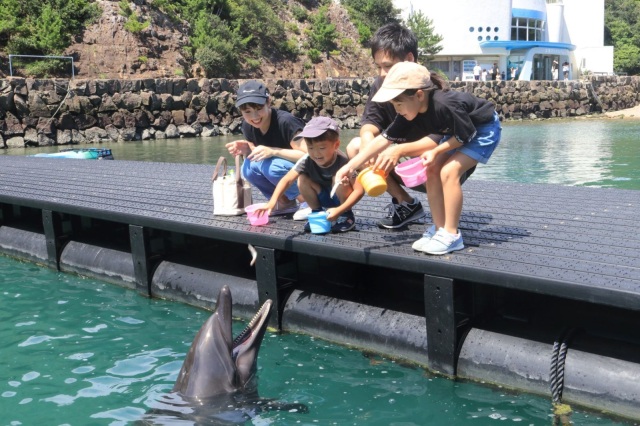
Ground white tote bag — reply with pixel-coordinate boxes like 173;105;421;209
212;156;252;216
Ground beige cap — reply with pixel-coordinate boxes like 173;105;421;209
371;62;432;103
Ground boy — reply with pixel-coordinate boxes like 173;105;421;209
226;80;311;218
255;117;363;233
336;62;500;255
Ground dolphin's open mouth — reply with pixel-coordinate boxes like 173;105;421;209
232;299;273;356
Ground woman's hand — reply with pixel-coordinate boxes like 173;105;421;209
225;140;252;157
247;145;275;162
253;201;275;217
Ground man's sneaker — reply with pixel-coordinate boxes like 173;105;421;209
420;228;464;255
331;211;356;233
377;197;426;229
293;202;312;221
411;224;437;251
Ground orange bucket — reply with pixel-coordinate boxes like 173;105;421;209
357;167;387;197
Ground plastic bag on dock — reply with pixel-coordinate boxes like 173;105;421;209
212;156;252;215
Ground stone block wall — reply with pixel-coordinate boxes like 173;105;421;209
0;76;639;148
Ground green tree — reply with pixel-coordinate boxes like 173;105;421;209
405;10;442;63
192;14;244;76
0;0;21;45
605;0;640;75
1;0;99;54
32;4;67;52
309;6;337;52
341;0;399;44
228;0;285;53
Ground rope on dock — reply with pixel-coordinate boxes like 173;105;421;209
549;327;579;403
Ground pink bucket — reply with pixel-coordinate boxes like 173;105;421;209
245;203;269;226
395;158;427;187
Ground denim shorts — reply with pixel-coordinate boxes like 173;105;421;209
318;186;340;208
442;112;501;164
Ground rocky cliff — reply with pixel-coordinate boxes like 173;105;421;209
9;0;376;81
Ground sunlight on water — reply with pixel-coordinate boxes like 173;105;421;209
0;256;632;425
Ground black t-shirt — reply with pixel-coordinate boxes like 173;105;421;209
241;108;304;149
293;151;349;190
382;89;495;144
361;77;430;143
361;77;397;131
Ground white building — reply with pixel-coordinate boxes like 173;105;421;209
393;0;614;81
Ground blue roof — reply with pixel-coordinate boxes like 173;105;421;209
479;40;576;51
512;8;546;21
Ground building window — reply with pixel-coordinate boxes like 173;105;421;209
494;36;499;41
486;26;491;32
469;27;475;32
494;27;499;32
478;27;483;32
427;61;450;73
486;36;491;41
478;36;483;41
511;16;545;41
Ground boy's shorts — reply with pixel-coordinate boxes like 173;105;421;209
318;187;340;208
442;111;501;164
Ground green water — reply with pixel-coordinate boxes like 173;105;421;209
0;256;630;425
1;119;639;424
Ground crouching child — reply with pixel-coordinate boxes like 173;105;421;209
255;117;364;233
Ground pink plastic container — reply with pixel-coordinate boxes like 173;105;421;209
245;203;269;226
395;157;427;187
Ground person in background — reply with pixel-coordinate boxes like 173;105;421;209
490;63;499;80
510;66;517;81
481;68;488;82
226;81;311;218
473;62;482;81
345;23;453;229
562;61;570;80
335;62;501;255
552;60;559;81
255;117;364;233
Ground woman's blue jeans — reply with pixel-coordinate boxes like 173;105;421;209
242;157;300;200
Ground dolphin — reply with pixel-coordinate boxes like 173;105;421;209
140;285;307;425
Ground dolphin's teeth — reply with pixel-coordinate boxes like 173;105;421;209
232;300;271;348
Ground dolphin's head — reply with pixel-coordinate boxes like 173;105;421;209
172;285;273;399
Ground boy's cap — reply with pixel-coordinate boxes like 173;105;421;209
371;61;432;103
235;81;269;107
294;116;340;140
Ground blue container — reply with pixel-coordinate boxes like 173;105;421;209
307;211;331;234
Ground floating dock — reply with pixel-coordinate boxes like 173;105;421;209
0;156;639;421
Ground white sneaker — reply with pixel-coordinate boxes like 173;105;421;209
293;202;312;221
411;225;437;251
421;228;465;255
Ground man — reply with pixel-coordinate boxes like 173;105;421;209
473;62;482;81
346;23;474;229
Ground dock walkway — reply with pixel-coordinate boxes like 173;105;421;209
1;156;639;419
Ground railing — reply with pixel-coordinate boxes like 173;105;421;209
8;54;75;79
